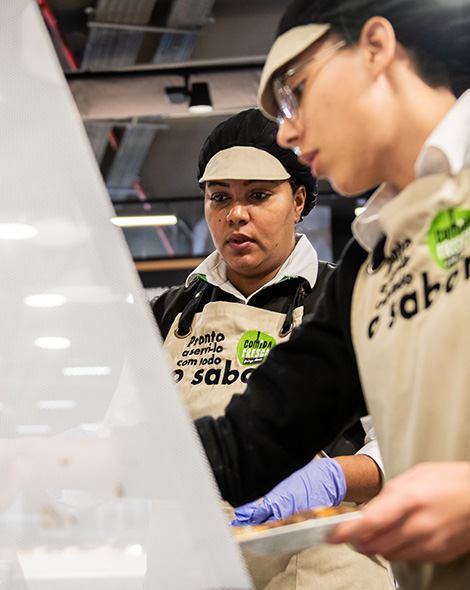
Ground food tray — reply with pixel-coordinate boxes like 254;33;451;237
235;510;361;555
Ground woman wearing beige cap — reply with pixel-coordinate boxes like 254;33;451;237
152;108;394;589
194;1;470;590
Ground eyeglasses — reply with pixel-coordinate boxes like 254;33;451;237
273;40;347;123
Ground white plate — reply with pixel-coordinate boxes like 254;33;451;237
235;510;362;555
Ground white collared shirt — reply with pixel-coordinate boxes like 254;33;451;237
185;233;318;304
353;89;470;252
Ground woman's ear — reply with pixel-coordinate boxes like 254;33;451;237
359;16;397;79
294;185;306;223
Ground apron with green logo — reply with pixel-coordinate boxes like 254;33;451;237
164;298;395;590
164;300;299;420
352;171;470;590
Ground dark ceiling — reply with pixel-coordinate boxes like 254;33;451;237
39;0;364;287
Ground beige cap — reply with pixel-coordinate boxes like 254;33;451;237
198;146;290;182
258;23;331;120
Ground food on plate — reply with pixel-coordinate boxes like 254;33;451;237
232;505;359;536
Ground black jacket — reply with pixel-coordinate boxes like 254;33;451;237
194;239;368;506
152;252;367;507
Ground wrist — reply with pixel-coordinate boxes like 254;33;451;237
334;454;382;503
325;458;347;506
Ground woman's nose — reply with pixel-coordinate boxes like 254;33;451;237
227;203;249;223
276;118;301;150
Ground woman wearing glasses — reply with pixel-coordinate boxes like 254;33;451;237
152;108;394;589
194;1;470;589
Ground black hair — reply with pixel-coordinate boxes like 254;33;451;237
197;108;317;218
279;0;470;96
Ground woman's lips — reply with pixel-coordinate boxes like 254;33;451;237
299;151;319;175
227;233;254;250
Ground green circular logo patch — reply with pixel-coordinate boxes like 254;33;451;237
237;330;276;366
427;207;470;269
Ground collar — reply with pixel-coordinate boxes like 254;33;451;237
185;234;319;304
353;89;470;252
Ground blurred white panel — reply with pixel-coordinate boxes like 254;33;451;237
0;2;251;589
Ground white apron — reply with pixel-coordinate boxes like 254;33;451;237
352;171;470;590
164;301;300;420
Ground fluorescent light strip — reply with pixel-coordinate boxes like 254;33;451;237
0;223;37;240
25;294;67;308
36;399;76;409
63;366;111;376
35;336;71;350
17;424;51;435
110;215;177;227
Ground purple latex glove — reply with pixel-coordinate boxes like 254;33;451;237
231;458;346;526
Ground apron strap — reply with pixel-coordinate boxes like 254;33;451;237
279;260;334;335
368;234;386;274
280;278;310;336
175;281;211;337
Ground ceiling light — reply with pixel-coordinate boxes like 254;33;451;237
355;206;366;216
0;223;37;240
17;424;51;435
36;399;77;409
110;215;177;227
189;82;213;113
35;336;71;350
24;293;67;308
63;366;111;376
